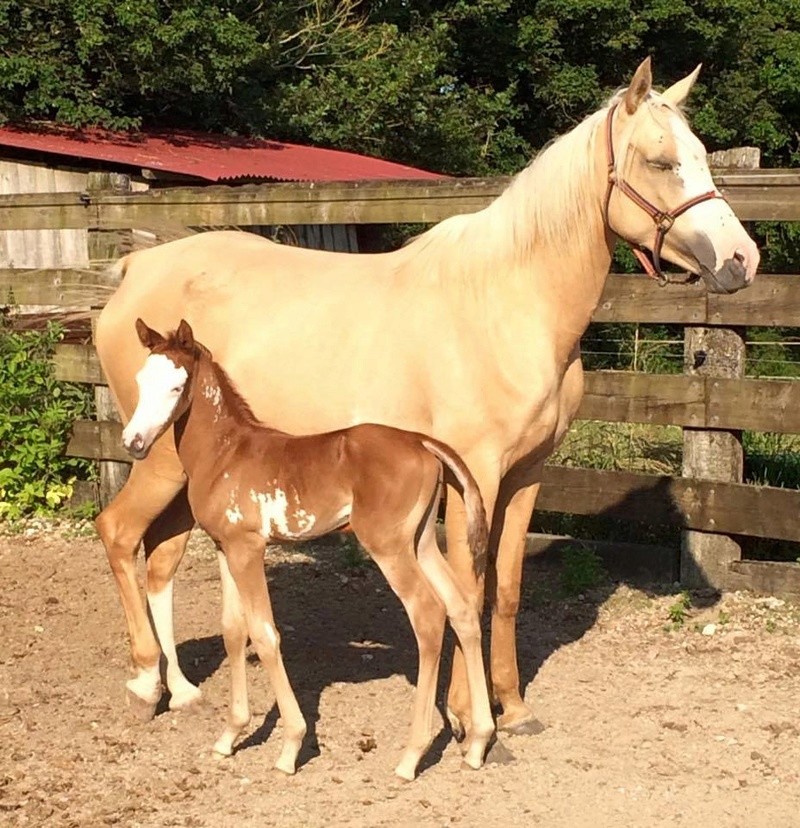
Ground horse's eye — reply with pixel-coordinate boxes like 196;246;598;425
171;386;183;394
648;159;674;172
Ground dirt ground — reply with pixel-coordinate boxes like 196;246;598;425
1;523;799;828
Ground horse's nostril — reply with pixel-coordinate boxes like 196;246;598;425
733;249;746;264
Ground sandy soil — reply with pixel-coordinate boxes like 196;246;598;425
1;524;798;828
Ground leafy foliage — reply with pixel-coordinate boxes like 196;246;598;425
0;1;798;175
0;321;94;519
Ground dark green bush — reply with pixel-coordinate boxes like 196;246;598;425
0;320;95;519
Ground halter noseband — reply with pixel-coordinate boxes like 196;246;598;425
604;101;723;286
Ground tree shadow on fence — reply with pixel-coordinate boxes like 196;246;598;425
174;473;719;770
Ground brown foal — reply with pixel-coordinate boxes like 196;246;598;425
120;319;494;779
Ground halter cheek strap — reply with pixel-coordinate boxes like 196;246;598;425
604;102;724;286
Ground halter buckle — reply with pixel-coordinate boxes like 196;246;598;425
655;212;675;232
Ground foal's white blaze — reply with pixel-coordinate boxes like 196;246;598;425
667;111;757;280
122;354;188;456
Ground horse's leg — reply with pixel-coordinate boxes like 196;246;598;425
489;481;543;734
143;487;199;710
212;549;251;757
354;506;447;781
95;455;186;720
443;471;499;740
224;535;306;775
415;510;494;771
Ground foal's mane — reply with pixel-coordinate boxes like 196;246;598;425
163;334;266;430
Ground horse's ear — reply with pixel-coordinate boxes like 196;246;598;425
661;64;702;107
624;56;653;114
135;318;165;349
176;319;195;351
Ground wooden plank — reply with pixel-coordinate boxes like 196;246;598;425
53;343;105;384
59;351;800;434
538;465;800;543
706;274;800;327
594;274;800;327
0;267;116;306
593;275;707;323
67;420;129;463
728;560;800;598
0;169;798;230
579;372;706;427
88;171;131;507
4;269;799;326
69;419;800;540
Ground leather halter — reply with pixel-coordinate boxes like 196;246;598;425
604;102;723;286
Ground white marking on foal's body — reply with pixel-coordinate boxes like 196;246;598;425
248;488;317;539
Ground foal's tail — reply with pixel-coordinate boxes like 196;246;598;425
420;438;489;578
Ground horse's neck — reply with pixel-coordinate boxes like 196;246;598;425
174;357;245;479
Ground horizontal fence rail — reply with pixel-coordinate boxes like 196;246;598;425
1;168;800;230
18;270;800;328
55;356;800;435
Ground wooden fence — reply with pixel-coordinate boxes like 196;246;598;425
4;169;800;595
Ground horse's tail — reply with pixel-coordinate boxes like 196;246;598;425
420;438;489;578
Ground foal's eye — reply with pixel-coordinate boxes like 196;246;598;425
171;386;183;394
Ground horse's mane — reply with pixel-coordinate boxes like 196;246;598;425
397;89;635;281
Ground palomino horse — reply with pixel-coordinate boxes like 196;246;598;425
95;59;759;744
124;318;493;778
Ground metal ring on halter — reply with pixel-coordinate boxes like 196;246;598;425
603;102;724;285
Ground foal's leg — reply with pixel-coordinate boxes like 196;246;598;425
212;549;251;756
95;455;186;719
143;487;199;710
443;471;499;739
355;519;447;781
416;513;494;770
224;535;306;774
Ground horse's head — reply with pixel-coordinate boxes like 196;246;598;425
605;58;759;293
122;318;198;460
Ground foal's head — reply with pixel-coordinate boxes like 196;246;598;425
122;318;199;460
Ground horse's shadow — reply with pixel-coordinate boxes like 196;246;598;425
174;477;718;770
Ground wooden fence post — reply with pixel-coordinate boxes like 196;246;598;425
88;171;131;507
680;147;759;589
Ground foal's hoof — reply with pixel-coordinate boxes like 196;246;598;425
498;713;545;736
168;685;204;712
446;707;466;742
125;687;158;723
485;738;516;766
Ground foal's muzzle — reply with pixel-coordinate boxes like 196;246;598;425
122;431;150;461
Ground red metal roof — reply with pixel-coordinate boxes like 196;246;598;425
0;123;445;182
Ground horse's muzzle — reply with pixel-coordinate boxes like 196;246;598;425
701;250;754;295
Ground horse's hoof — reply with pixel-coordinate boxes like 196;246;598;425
125;687;158;722
485;738;516;765
168;686;204;712
394;764;416;782
460;759;482;772
274;757;297;776
498;712;545;736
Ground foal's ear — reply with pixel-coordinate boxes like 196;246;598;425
135;318;165;349
175;319;195;351
661;64;702;107
624;56;653;115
